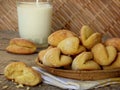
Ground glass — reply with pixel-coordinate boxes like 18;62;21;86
17;0;53;48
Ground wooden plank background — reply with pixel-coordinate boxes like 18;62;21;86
0;0;120;37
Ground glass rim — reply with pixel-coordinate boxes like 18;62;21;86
16;0;53;5
17;2;51;4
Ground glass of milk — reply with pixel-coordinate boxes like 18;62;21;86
17;0;53;48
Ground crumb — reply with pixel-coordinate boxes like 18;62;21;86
26;87;30;90
14;82;17;85
16;84;24;88
39;84;42;87
2;85;8;89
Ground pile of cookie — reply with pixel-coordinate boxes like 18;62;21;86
38;25;120;70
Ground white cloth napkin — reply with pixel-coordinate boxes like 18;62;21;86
32;67;120;90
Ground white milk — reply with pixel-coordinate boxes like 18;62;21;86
17;2;53;48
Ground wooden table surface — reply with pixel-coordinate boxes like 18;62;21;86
0;30;120;90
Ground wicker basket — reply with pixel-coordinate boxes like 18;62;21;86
0;0;120;37
35;58;120;80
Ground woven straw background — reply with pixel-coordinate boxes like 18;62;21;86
0;0;120;37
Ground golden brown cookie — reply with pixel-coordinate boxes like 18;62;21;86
38;46;53;63
105;38;120;51
43;47;73;67
4;62;42;86
72;52;101;70
6;38;36;54
80;25;102;49
48;30;77;46
57;37;86;55
91;43;117;66
103;53;120;70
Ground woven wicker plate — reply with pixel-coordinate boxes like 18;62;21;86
35;58;120;80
